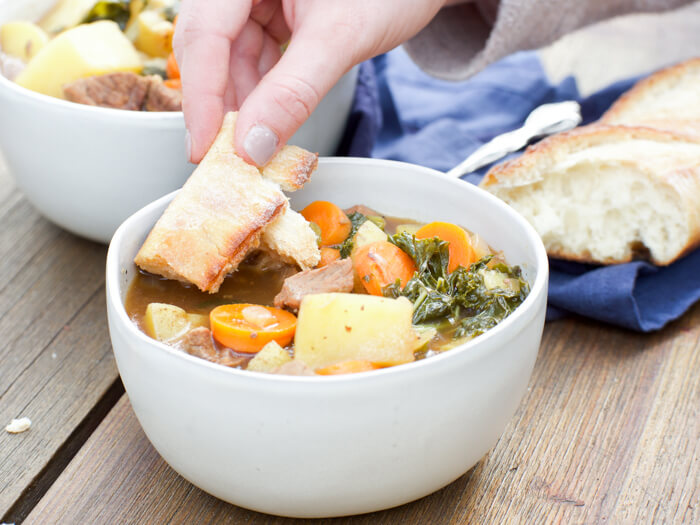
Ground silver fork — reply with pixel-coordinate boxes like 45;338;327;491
446;100;582;178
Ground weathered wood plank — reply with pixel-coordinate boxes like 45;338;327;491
0;287;119;517
24;304;700;524
0;160;121;518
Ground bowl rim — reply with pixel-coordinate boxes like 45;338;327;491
106;156;549;384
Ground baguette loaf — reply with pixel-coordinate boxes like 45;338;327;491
135;112;320;292
600;57;700;139
479;125;700;265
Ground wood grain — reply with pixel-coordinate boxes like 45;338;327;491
0;164;120;517
24;304;700;524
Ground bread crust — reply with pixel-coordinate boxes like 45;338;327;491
480;124;700;265
600;57;700;139
261;145;319;191
135;113;288;292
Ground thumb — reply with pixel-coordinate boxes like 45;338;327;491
234;33;354;165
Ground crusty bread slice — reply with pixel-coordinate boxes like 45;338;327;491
258;145;321;269
262;208;320;270
480;125;700;265
600;57;700;139
135;112;321;292
135;113;288;293
261;145;319;191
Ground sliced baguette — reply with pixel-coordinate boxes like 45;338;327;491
135;112;319;292
261;208;320;270
479;125;700;265
261;145;318;191
600;57;700;139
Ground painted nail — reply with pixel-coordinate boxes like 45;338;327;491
185;130;192;161
243;124;278;166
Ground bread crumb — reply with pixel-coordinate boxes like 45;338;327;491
6;417;31;434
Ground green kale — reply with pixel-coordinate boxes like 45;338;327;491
82;1;132;30
163;1;182;22
338;212;368;258
142;64;167;79
385;232;530;338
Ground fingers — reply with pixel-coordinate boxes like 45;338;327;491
234;32;352;165
227;20;264;110
257;33;282;76
175;0;251;162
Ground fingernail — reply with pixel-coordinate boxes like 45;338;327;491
185;130;192;161
243;124;278;166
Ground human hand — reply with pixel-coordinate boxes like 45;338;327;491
174;0;449;165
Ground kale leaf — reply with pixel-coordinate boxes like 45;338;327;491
339;212;368;258
385;232;530;338
82;1;132;30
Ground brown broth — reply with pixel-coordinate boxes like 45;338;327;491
125;263;297;334
124;210;499;366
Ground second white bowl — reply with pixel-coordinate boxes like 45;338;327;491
0;0;358;243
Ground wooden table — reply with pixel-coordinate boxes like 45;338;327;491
1;155;698;524
3;5;700;519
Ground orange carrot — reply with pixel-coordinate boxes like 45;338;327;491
316;360;384;375
163;78;182;90
210;304;296;353
166;52;180;80
318;247;341;267
300;201;352;246
354;241;416;296
415;221;476;272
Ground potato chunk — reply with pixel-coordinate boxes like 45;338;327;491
39;0;98;35
0;22;49;62
294;293;418;369
134;10;173;58
143;303;190;342
15;21;142;99
350;220;388;257
247;341;292;373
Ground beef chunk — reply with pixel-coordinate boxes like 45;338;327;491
62;73;182;112
274;258;354;310
344;204;381;217
144;76;182;111
63;72;150;110
179;327;246;368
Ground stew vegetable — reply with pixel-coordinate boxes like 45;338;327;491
0;0;183;110
126;202;530;375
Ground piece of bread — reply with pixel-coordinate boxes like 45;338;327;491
261;208;321;270
261;145;319;191
480;125;700;265
135;112;307;293
600;57;700;139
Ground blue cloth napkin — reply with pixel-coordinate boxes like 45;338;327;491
336;48;700;332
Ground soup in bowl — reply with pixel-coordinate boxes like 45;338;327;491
106;157;548;517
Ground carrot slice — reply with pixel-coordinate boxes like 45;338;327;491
318;247;341;267
163;78;182;90
354;241;416;296
166;52;180;80
415;221;476;272
210;304;296;353
316;360;385;375
300;201;352;246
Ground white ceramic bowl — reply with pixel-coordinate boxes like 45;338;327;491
106;158;549;518
0;0;358;243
